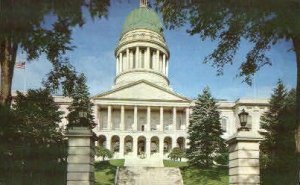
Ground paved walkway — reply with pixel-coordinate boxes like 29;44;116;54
124;153;164;167
116;166;184;185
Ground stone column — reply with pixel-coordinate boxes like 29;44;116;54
146;47;150;69
159;137;164;157
66;127;95;185
120;105;125;131
133;136;138;157
135;47;139;68
120;52;123;73
172;107;177;130
166;59;169;76
185;107;190;128
107;105;112;130
227;131;263;185
116;57;119;74
146;138;151;158
93;105;99;131
160;106;164;131
147;106;151;131
106;136;111;151
133;106;138;131
130;49;133;69
172;136;177;149
162;54;166;74
126;48;129;71
119;135;124;158
156;50;160;71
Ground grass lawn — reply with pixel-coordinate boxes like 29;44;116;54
163;160;188;167
95;159;124;185
164;160;228;185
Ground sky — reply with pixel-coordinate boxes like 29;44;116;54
12;1;297;101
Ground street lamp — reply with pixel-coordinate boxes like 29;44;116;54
238;109;250;131
79;110;88;126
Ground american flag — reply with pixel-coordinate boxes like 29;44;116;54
15;62;26;69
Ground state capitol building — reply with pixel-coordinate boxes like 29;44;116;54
55;3;268;166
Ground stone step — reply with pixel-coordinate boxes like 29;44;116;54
116;167;184;185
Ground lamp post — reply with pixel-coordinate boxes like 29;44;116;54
238;109;250;131
79;110;88;127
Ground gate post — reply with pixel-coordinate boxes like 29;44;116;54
227;131;263;185
66;127;96;185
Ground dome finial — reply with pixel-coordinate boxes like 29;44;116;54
140;0;148;8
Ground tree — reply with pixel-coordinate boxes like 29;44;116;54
0;0;110;106
154;0;300;157
0;89;67;184
67;73;95;128
186;87;225;168
260;80;297;184
168;147;185;161
96;146;113;161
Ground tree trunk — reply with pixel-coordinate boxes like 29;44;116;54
0;38;18;107
292;36;300;183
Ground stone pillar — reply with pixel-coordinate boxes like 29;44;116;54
171;136;177;149
162;54;166;74
172;107;177;131
159;137;164;157
146;47;150;69
133;106;138;131
126;48;129;71
160;106;164;131
185;107;190;128
93;105;99;131
146;138;151;158
67;127;95;185
119;135;124;158
166;60;169;76
120;52;123;73
106;136;111;151
120;106;125;131
136;47;139;68
226;131;263;185
116;57;119;74
156;50;160;71
129;49;133;69
147;106;151;131
133;136;138;157
107;106;112;130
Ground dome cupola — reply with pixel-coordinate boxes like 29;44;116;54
114;1;170;89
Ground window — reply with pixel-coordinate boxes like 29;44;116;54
141;49;145;68
150;50;154;69
221;117;227;132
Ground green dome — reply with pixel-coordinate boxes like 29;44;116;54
122;7;163;35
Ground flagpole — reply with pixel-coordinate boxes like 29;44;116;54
23;66;26;93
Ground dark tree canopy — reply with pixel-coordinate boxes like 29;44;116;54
67;74;95;128
186;87;225;168
260;80;297;184
0;89;67;184
0;0;110;106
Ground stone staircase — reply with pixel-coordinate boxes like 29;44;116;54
116;166;184;185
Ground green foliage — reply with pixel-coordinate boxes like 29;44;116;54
163;160;188;167
181;166;228;185
168;147;185;161
0;89;67;185
95;160;125;185
260;80;298;184
67;74;95;128
155;0;300;84
0;0;110;105
96;146;113;161
186;87;226;168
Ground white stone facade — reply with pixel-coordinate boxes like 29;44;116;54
54;6;269;163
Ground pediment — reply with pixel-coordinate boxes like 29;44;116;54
93;80;189;102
